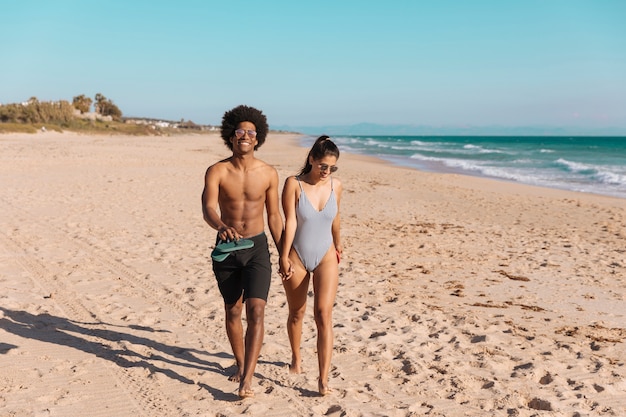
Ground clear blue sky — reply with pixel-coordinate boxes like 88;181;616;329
2;0;625;131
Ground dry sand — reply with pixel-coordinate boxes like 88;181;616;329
0;131;624;417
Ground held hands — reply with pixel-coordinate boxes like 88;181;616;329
279;256;293;281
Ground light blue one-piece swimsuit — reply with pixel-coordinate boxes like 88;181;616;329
293;177;338;272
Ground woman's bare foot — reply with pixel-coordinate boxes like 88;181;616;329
318;378;331;396
289;360;303;374
238;383;255;399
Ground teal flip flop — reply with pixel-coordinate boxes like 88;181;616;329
211;239;254;262
214;239;254;253
210;250;230;262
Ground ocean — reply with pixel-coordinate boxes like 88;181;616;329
302;135;626;200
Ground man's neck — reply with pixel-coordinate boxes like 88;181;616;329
230;153;256;169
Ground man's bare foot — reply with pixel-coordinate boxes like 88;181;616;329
238;384;255;399
228;368;243;382
318;378;331;396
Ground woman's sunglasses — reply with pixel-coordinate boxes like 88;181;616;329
318;164;338;173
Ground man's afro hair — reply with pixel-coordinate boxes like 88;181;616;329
220;105;269;150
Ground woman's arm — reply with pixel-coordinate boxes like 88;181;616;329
332;178;343;259
279;176;298;279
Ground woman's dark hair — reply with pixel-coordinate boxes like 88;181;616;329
220;105;269;150
298;135;340;176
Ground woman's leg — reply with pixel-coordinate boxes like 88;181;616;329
312;248;339;395
281;249;310;373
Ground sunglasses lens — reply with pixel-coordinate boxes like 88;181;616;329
235;129;256;138
319;164;338;173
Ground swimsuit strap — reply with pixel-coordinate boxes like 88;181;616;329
296;175;304;192
297;175;333;194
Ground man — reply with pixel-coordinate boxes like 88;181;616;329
201;105;283;398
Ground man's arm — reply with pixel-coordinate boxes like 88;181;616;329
202;165;223;229
202;164;236;241
265;167;284;253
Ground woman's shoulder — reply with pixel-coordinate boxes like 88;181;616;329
332;176;343;193
284;175;300;185
282;175;301;199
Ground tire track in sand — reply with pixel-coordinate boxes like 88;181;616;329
0;229;183;417
1;197;312;414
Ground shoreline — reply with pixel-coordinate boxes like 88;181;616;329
1;131;625;416
293;133;626;202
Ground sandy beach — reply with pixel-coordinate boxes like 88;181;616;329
1;131;624;417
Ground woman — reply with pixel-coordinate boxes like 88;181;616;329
279;135;343;396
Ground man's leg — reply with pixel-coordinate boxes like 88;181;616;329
238;297;266;398
224;296;245;381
